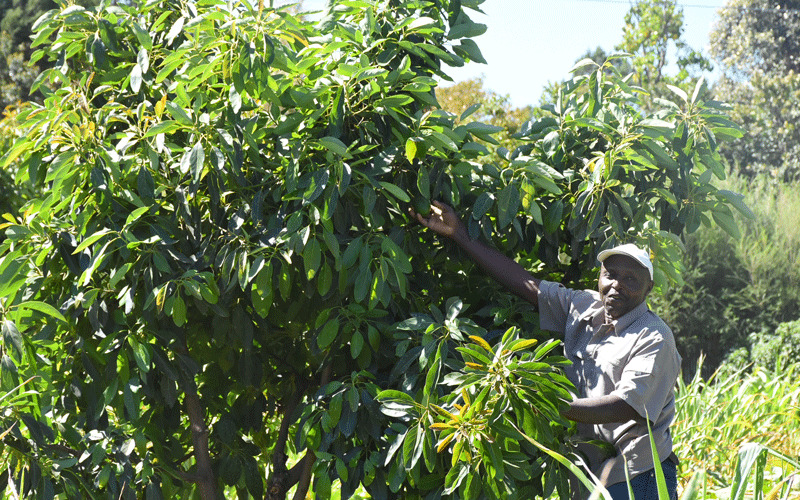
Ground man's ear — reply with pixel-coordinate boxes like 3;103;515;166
646;280;654;297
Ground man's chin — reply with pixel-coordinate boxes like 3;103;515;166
604;301;628;319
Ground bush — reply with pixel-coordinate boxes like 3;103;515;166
749;319;800;372
651;173;800;378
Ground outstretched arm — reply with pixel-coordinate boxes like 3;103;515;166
411;201;541;306
562;395;640;424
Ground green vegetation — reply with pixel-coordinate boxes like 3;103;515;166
0;0;798;498
651;173;800;377
673;359;800;499
709;0;800;182
0;0;747;497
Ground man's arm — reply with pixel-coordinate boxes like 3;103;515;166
562;395;640;424
411;201;540;306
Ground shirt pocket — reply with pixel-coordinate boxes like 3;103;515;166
591;348;625;382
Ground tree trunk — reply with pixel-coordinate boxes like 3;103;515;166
185;386;218;500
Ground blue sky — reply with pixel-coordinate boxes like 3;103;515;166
280;0;729;107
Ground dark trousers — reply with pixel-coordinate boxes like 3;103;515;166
605;459;678;500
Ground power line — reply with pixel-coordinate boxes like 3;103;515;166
564;0;800;13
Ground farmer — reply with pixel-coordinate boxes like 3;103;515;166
411;201;681;500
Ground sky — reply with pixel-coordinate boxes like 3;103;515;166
279;0;730;107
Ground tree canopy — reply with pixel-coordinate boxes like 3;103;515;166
0;0;747;499
709;0;800;181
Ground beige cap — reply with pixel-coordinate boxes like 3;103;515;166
597;243;653;280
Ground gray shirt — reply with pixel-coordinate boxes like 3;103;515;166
538;280;681;486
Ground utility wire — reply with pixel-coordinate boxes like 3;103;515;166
564;0;800;13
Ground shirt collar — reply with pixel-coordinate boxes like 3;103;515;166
578;299;649;334
610;301;649;334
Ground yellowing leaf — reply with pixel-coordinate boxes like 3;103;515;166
436;433;455;453
430;404;458;421
429;423;452;431
468;335;492;352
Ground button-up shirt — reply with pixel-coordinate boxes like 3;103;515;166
537;280;681;486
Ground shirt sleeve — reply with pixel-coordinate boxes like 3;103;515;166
537;280;573;333
611;325;681;422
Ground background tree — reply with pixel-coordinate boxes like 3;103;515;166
615;0;713;111
709;0;800;182
0;1;746;500
537;0;712;115
435;76;534;163
0;0;99;108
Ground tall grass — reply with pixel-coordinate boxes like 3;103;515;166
673;357;800;499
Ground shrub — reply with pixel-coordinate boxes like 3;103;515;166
651;173;800;378
749;319;800;372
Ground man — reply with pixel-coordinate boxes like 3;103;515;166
411;200;681;500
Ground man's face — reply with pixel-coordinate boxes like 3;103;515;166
598;254;654;320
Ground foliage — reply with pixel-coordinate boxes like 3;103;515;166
0;104;36;228
617;0;712;86
0;32;40;108
613;0;713;113
650;173;800;377
709;0;800;182
749;319;800;372
537;48;632;113
0;0;58;49
538;0;712;116
435;76;534;163
0;0;746;499
673;358;800;497
0;0;100;108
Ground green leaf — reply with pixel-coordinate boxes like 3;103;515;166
125;206;150;227
143;120;182;138
303;170;329;206
712;209;740;240
497;184;520;229
130;63;143;93
377;95;414;108
454;38;486;64
131;20;153;50
172;294;186;326
472;192;494;220
376;390;415;404
15;301;67;323
716;190;755;219
318;318;339;350
350;330;364;359
379;182;410;202
447;21;487;39
109;262;133;289
74;228;114;254
189;141;205;184
570;58;599;73
304;238;321;280
405;137;422;163
165;101;192;125
1;321;23;360
666;84;688;102
319;136;351;158
417;166;430;197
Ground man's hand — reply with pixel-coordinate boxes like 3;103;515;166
409;200;468;245
409;199;541;306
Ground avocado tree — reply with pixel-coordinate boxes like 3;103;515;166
0;0;746;499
